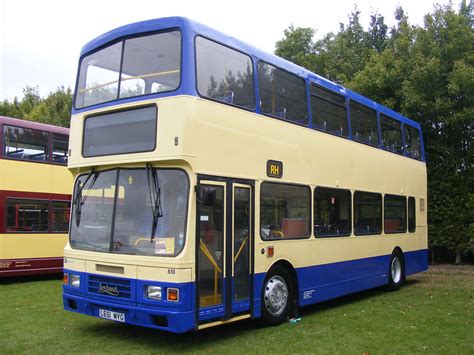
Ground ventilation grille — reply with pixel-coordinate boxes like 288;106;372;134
420;198;426;212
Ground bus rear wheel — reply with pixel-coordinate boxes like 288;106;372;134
387;250;404;291
261;265;294;325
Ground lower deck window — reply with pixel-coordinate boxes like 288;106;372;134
6;199;49;232
260;182;310;239
354;191;382;235
5;198;70;233
314;187;351;237
52;201;71;232
384;194;407;234
408;197;416;232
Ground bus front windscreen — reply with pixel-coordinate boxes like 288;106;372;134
70;168;189;257
75;30;181;108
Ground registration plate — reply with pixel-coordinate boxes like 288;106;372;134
99;309;125;322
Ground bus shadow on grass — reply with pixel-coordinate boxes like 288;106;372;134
79;279;420;349
82;318;259;351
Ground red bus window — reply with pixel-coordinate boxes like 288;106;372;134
52;201;71;232
6;199;49;232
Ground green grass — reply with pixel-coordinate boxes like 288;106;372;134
0;264;473;354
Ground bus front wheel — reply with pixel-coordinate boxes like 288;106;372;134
387;250;404;291
261;265;294;325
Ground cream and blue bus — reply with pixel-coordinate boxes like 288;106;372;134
62;17;428;333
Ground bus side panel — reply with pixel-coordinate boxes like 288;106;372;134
404;249;429;276
253;249;428;317
0;257;63;277
295;254;389;307
252;254;388;318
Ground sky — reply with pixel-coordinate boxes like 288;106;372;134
0;0;456;101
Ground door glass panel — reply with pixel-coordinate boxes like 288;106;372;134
233;187;250;302
198;185;224;307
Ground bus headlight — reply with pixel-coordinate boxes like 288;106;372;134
70;274;80;288
146;286;162;300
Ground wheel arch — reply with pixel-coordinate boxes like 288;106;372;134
266;259;300;306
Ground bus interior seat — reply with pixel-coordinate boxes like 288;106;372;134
282;218;306;238
274;107;286;119
218;91;234;104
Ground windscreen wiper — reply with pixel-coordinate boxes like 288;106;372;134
73;169;96;227
146;164;163;242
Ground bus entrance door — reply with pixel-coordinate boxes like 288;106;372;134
196;178;253;326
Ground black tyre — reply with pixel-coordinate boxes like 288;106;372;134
387;250;404;291
261;265;294;325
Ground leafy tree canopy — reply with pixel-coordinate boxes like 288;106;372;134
275;1;473;262
0;86;72;127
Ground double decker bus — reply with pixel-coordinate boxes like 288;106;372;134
0;116;72;276
62;17;428;333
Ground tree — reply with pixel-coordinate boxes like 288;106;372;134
275;3;473;263
0;86;72;127
275;26;317;71
27;86;72;127
275;8;385;83
367;13;389;53
402;4;473;263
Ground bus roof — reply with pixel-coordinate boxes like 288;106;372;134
0;116;69;135
79;16;422;131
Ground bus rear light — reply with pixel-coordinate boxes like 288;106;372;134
167;288;179;302
63;273;69;285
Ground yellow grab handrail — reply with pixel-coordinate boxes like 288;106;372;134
134;237;149;246
78;69;180;93
199;240;223;304
234;236;248;263
199;240;222;274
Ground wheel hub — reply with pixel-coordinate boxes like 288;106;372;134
391;257;402;283
264;275;288;317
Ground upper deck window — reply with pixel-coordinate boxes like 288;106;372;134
350;101;379;146
52;133;69;165
404;124;422;160
3;125;49;162
258;62;307;125
380;114;403;154
311;85;348;136
75;31;181;109
196;37;255;109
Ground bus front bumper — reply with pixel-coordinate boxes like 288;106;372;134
63;292;195;333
